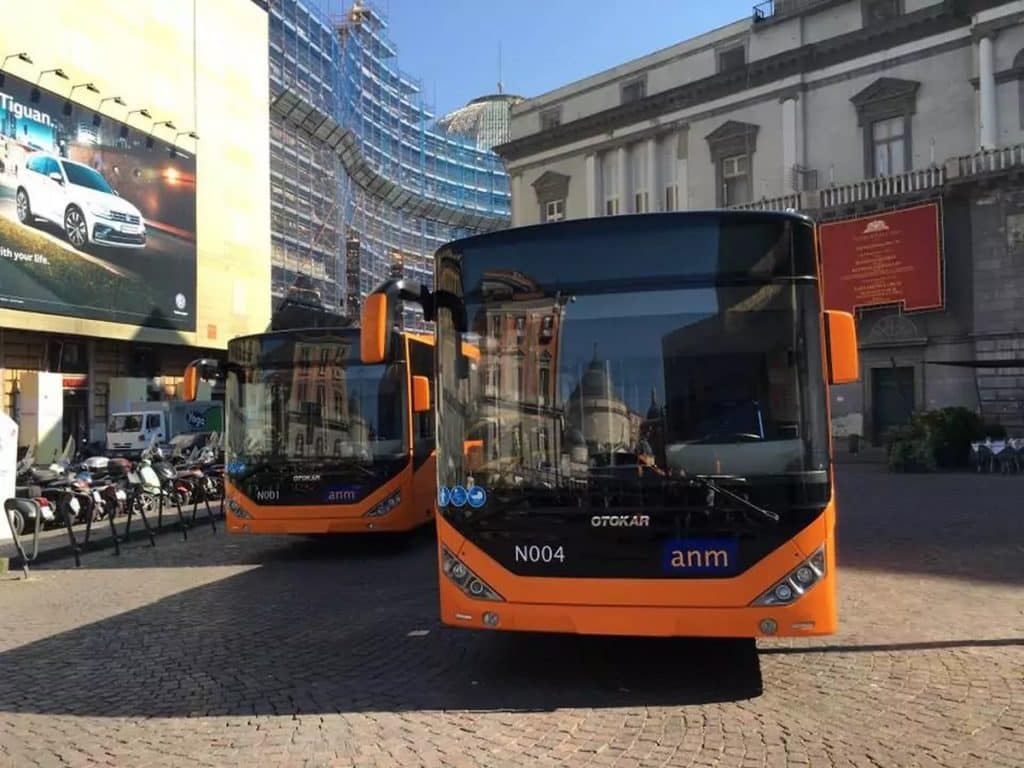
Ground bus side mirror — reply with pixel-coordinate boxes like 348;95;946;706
825;310;859;384
182;358;222;401
361;293;389;364
412;375;431;413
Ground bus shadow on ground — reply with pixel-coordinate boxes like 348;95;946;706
0;562;762;718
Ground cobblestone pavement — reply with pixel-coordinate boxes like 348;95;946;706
0;464;1021;768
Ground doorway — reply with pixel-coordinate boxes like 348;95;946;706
62;389;88;452
871;366;915;445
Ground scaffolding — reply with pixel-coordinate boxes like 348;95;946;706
268;0;511;327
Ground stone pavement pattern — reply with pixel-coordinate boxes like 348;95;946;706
0;464;1021;768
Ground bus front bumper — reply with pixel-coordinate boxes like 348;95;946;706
224;509;431;535
438;577;837;639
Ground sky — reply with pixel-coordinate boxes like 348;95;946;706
318;0;759;117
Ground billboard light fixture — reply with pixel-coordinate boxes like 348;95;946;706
175;131;200;141
99;96;126;108
31;68;69;103
154;120;177;131
0;52;33;86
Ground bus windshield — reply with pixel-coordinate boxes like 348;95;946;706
439;214;830;518
225;333;409;475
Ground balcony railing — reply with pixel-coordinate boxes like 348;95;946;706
752;0;839;23
954;143;1024;178
819;165;945;208
733;143;1024;214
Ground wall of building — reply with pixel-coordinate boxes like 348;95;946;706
0;0;272;348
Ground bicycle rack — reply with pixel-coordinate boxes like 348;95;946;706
122;473;157;548
155;476;191;541
4;499;43;578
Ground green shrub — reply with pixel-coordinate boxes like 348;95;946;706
916;407;983;468
888;437;937;472
884;406;987;471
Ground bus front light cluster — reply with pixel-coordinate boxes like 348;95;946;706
751;546;826;607
227;498;252;520
441;546;504;601
364;490;401;518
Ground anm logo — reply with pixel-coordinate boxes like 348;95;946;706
662;539;739;576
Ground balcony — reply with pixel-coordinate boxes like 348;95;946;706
730;143;1024;216
752;0;844;23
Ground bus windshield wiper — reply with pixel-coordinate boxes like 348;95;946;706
689;474;780;524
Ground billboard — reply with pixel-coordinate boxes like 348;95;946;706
819;203;943;315
0;71;196;331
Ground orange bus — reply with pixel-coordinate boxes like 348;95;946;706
361;211;859;638
184;324;437;534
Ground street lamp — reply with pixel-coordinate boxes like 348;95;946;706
29;67;68;102
0;52;32;87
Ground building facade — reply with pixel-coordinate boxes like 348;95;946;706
0;0;272;454
268;0;512;327
497;0;1024;440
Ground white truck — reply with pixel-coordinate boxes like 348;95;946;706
106;400;223;456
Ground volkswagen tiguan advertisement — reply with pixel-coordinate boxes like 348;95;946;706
0;71;196;331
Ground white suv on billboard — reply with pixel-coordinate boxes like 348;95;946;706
15;153;147;250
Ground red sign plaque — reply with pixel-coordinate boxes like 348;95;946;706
819;203;943;314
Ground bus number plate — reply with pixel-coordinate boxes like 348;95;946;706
255;489;279;502
514;544;565;563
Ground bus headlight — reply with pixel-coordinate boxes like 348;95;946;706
364;490;401;517
751;545;826;607
441;546;504;601
227;498;252;519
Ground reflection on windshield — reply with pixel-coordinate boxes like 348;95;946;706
225;337;408;467
109;415;142;432
458;272;827;501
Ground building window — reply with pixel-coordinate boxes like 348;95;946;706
630;142;648;213
537;428;549;463
621;77;646;104
540;106;561;130
515;353;525;397
485;363;499;395
717;46;746;73
539;353;551;405
515;316;526;344
601;151;620;216
721;154;751;206
545;199;565;222
862;0;901;25
850;77;918;178
489;314;501;340
705;120;758;208
665;185;679;212
532;171;570;225
871;116;907;177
